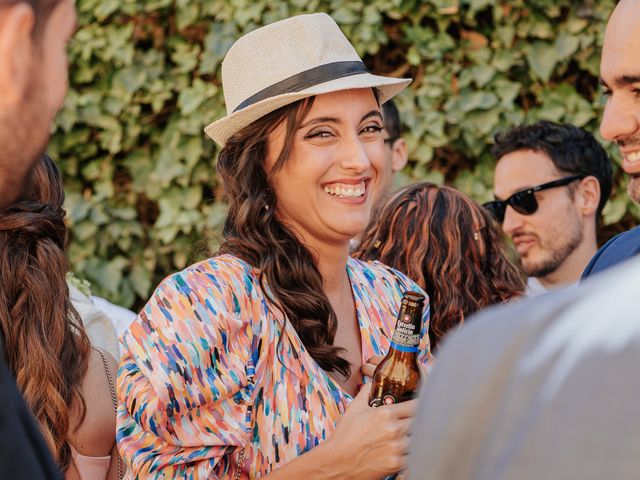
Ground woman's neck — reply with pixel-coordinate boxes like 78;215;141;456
307;238;351;295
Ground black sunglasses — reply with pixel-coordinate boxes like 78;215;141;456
483;174;586;223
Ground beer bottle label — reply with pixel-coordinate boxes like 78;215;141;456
389;312;420;352
369;390;417;408
369;394;397;407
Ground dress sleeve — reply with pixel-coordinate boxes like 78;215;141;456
117;266;257;478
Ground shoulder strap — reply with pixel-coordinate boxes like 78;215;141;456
94;347;117;412
93;347;123;479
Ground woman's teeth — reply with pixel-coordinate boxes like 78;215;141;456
324;186;365;198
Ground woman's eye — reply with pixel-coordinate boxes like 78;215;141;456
601;88;612;98
361;125;383;135
305;130;333;139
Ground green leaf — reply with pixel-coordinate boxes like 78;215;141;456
493;79;522;107
331;6;360;24
555;34;580;61
469;65;495;87
465;109;500;135
466;0;492;15
87;256;129;295
603;195;628;225
130;263;152;298
94;0;119;21
525;41;558;82
201;22;237;73
177;79;217;116
114;67;147;94
176;2;199;29
407;46;421;66
74;220;99;241
459;91;499;112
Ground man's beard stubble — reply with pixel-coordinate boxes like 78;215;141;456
627;174;640;203
524;217;584;279
616;137;640;204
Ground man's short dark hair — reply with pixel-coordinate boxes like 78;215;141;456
0;0;61;36
492;121;613;217
382;98;402;141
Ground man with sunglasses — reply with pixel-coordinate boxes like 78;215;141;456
409;3;640;478
485;121;612;296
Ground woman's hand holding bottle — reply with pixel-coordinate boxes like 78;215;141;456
321;383;417;480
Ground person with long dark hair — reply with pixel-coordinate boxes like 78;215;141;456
354;182;525;353
117;13;430;479
0;155;121;479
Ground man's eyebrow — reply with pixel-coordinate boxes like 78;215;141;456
494;184;535;201
619;75;640;86
600;75;640;88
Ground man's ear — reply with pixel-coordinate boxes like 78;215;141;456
391;137;409;173
577;176;601;217
0;4;35;107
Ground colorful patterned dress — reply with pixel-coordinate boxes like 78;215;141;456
117;254;430;478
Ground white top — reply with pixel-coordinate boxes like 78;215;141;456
409;256;640;480
69;284;119;359
68;283;136;359
90;295;137;337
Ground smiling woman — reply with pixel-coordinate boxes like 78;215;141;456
117;13;431;480
265;89;385;247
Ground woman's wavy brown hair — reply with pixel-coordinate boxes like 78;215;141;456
217;96;356;377
0;155;91;471
353;182;526;352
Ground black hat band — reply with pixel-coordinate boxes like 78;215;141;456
233;61;370;113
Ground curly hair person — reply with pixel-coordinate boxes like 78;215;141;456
0;155;91;472
353;182;526;352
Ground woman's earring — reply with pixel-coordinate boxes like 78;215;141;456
264;186;271;212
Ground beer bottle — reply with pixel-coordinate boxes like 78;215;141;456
369;291;425;407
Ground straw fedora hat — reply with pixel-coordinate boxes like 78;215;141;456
204;13;411;146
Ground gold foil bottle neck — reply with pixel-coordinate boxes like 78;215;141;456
402;291;425;308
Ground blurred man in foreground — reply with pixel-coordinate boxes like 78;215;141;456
409;2;640;479
0;0;77;477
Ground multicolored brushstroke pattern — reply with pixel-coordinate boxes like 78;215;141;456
117;254;430;478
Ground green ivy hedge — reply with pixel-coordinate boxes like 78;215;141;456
51;0;625;309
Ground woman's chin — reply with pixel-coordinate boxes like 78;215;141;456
337;226;368;243
327;214;370;236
